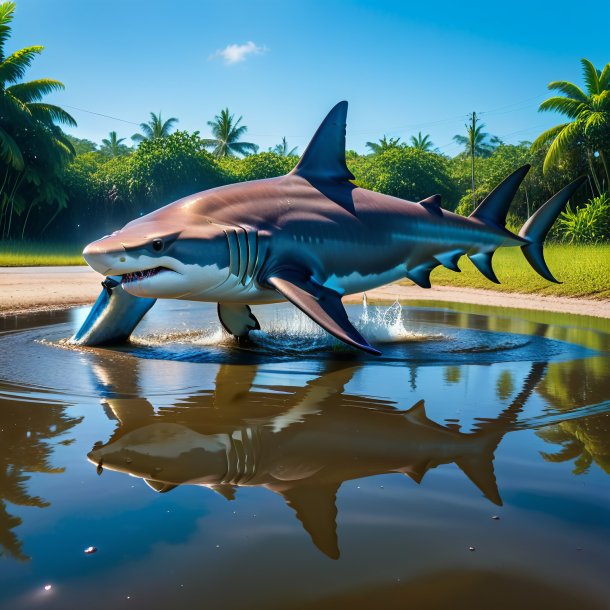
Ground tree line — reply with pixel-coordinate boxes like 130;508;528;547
0;1;607;243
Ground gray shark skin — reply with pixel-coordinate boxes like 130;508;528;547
80;102;585;354
87;359;546;559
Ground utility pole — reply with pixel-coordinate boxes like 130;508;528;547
470;111;476;210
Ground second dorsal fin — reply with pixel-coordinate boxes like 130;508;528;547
419;194;443;216
291;101;355;183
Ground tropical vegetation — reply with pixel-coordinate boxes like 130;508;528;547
203;108;258;158
131;111;178;144
531;58;609;195
0;1;606;282
0;1;76;240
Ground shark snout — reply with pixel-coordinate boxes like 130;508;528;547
83;240;125;275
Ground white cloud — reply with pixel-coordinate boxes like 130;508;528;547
209;41;267;65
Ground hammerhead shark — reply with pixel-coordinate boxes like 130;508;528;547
78;102;584;354
87;358;546;558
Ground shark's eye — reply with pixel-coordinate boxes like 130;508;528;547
152;238;163;252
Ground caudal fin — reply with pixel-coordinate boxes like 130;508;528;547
518;177;586;283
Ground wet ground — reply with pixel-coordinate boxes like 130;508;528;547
0;299;609;609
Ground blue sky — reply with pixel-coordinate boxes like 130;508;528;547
15;0;610;155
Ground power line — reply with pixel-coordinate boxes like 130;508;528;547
63;104;140;126
62;93;547;140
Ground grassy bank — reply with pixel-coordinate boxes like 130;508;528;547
1;241;608;300
0;241;85;266
418;244;610;299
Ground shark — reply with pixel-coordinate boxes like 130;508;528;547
78;102;585;354
87;358;546;558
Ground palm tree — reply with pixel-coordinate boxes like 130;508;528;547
100;131;128;157
272;136;298;156
452;121;498;158
0;1;76;239
365;135;401;154
131;111;178;144
453;115;501;207
409;132;434;152
203;108;258;158
531;58;610;194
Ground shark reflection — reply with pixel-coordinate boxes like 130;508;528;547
88;359;546;558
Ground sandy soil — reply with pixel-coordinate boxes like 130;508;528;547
1;266;609;319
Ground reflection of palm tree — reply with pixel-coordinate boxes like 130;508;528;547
496;370;514;401
131;111;178;144
365;135;401;154
531;58;610;192
538;417;610;475
203;108;258;158
0;398;81;560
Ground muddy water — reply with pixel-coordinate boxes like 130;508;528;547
0;300;608;610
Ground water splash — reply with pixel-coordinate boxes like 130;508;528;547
131;295;431;355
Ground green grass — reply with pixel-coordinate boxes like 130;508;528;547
0;241;86;266
410;244;610;299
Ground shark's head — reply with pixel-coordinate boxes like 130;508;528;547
87;423;231;487
82;208;230;299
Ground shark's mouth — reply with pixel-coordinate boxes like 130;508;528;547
121;266;174;284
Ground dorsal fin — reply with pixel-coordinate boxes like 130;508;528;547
419;194;443;216
470;165;530;228
291;101;355;183
280;483;340;559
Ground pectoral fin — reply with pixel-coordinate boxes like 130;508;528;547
266;271;380;355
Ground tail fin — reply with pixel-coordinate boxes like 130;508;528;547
518;177;586;283
467;165;530;284
470;165;530;229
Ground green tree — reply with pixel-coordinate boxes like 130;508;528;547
100;131;129;157
0;1;76;239
409;132;434;152
220;151;297;182
453;120;499;158
203;108;258;158
131;111;178;144
354;147;459;208
271;136;298;156
65;134;97;155
365;135;401;155
531;58;610;194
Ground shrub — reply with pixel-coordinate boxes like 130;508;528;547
220;152;297;182
556;195;610;243
354;147;459;209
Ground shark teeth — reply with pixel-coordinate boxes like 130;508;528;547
121;266;169;284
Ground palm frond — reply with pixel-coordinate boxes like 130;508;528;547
581;58;601;95
599;63;610;91
539;96;586;119
0;1;16;62
0;45;43;84
230;141;258;155
27;103;76;126
530;122;570;151
547;80;588;103
0;125;23;169
6;78;64;103
543;120;581;172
